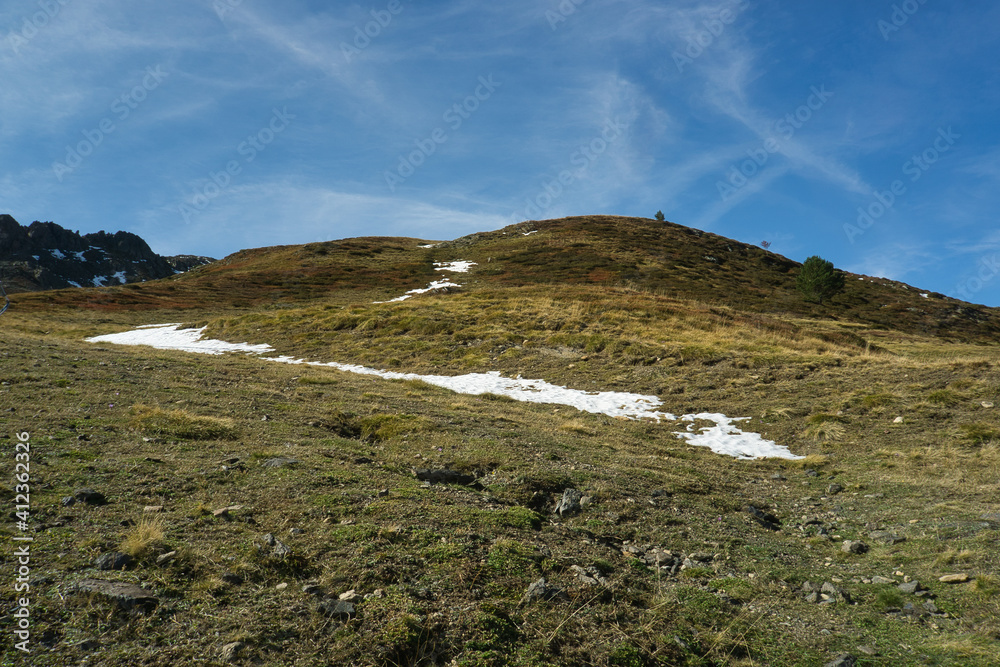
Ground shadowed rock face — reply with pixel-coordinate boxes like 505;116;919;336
0;214;214;293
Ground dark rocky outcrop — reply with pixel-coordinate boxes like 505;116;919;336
0;214;214;293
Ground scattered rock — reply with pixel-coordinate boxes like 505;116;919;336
261;533;292;557
302;584;323;597
73;579;158;612
412;468;476;486
61;496;76;507
339;589;359;602
570;565;610;587
923;600;940;614
857;646;878;657
261;458;299;468
73;488;107;506
770;474;786;481
824;654;856;667
220;641;245;663
820;581;853;605
745;504;781;530
827;483;844;496
981;401;994;408
555;489;583;517
275;583;288;591
651;489;672;497
898;581;924;595
155;551;177;566
871;575;896;585
869;530;906;545
841;540;869;555
376;488;389;498
893;416;904;424
94;552;133;571
318;598;356;619
804;469;819;477
938;573;970;584
520;577;569;604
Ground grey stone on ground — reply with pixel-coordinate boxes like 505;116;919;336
570;565;609;587
555;489;583;517
413;468;476;485
827;483;844;495
871;575;896;585
898;581;924;594
220;641;245;663
261;533;292;557
820;582;852;604
869;530;906;545
745;504;781;530
156;551;177;566
824;654;856;667
261;457;299;468
318;598;356;619
94;552;133;571
841;540;869;555
938;573;970;583
73;579;158;612
520;577;569;604
73;488;107;505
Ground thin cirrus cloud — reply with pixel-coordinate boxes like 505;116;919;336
0;0;998;304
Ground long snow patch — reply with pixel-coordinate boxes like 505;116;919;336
85;324;802;460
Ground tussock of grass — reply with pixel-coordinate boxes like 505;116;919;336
129;404;237;440
121;516;167;560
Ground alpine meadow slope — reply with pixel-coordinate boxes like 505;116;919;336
2;215;999;666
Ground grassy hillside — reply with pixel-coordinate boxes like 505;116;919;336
2;216;999;665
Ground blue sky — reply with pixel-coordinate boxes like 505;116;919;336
2;0;1000;305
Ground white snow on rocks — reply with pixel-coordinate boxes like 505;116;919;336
85;324;802;460
375;260;477;303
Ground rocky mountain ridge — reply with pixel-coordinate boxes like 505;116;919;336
0;214;214;293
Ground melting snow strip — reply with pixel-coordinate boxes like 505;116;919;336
375;260;477;303
85;324;803;461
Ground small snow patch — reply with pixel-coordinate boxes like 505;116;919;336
48;249;66;259
86;324;274;356
920;293;929;299
375;280;461;304
67;280;82;288
523;230;538;236
434;260;477;273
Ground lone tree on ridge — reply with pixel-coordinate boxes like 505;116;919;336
654;210;665;221
796;255;845;305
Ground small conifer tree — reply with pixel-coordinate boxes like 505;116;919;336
796;255;845;305
654;210;665;221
